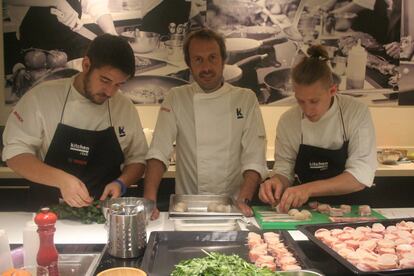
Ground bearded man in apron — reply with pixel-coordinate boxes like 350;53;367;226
259;45;377;213
2;34;148;209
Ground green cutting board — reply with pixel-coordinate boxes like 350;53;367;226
252;205;386;230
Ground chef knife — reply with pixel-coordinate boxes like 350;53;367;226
75;26;97;41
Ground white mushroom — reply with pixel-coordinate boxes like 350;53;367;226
300;209;312;219
293;212;307;220
174;202;188;212
288;209;300;216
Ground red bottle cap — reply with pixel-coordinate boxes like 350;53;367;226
35;207;57;226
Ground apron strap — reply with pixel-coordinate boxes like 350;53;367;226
107;99;113;127
300;112;304;144
300;96;348;143
60;82;114;127
60;85;72;123
336;95;348;141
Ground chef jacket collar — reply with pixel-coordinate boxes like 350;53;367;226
302;95;338;124
69;74;90;103
69;74;111;107
192;80;231;99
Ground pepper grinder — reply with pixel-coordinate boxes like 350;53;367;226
35;207;59;276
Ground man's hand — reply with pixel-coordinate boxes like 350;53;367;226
51;0;82;31
258;177;286;206
150;207;160;220
384;42;400;59
58;175;93;207
236;200;253;217
99;182;122;201
278;185;310;213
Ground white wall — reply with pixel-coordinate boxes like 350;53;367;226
136;104;414;156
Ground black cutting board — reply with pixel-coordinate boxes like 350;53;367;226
140;230;312;276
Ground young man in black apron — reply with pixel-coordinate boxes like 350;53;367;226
2;34;148;210
259;45;377;213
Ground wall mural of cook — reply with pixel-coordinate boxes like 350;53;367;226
207;0;409;106
1;0;206;106
2;0;413;107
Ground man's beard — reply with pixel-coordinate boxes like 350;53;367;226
82;71;108;105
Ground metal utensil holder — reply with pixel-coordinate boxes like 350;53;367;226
107;201;147;258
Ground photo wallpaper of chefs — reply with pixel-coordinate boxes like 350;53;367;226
2;0;413;106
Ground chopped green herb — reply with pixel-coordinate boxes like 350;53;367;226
48;200;105;224
171;249;281;276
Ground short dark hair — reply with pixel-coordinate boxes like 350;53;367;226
291;45;333;89
183;28;227;67
85;34;135;77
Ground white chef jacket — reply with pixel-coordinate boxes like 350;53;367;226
2;76;148;166
272;94;377;187
146;82;268;196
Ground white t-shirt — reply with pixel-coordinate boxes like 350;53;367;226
146;82;268;196
272;94;377;187
2;76;148;166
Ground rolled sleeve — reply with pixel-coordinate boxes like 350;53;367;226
145;92;177;169
2;92;43;161
82;0;110;21
240;96;268;180
345;106;377;187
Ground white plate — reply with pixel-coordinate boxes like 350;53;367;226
225;38;262;54
223;64;242;83
66;58;82;71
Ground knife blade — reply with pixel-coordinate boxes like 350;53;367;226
75;26;97;41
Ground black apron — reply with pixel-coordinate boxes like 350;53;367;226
294;97;348;185
20;0;91;60
140;0;191;36
30;86;124;209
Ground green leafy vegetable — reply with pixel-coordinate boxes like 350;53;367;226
48;200;105;224
171;250;281;276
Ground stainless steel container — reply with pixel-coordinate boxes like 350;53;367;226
107;201;146;258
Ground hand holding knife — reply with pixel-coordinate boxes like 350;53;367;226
50;7;97;40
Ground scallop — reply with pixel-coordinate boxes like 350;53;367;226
288;209;300;216
293;212;307;220
300;209;312;219
207;202;218;212
215;204;226;212
174;202;188;212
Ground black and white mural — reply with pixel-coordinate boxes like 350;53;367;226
2;0;413;107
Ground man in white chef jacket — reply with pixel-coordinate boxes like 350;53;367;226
259;45;378;213
2;34;148;209
144;28;268;218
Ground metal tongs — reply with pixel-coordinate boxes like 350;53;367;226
238;217;261;232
